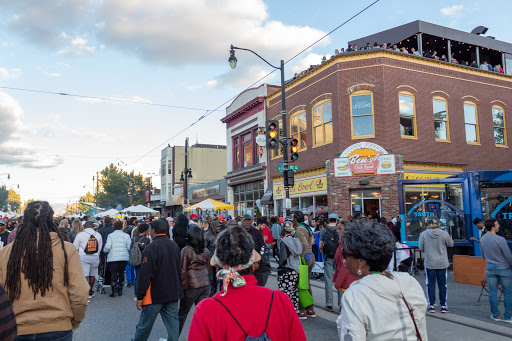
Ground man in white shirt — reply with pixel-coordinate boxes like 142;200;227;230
73;221;103;299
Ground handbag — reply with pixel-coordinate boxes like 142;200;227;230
401;293;422;341
298;288;314;308
298;257;309;290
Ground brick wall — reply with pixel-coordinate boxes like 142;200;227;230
266;52;512;180
327;154;404;219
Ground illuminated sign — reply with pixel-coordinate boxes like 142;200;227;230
335;142;395;177
273;175;327;198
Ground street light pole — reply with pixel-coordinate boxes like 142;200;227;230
180;138;193;213
229;45;290;216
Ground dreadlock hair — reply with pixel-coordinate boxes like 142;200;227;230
5;201;69;302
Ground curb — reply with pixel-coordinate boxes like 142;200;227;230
426;312;512;338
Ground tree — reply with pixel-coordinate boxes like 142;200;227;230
95;164;131;209
78;191;95;213
7;189;21;212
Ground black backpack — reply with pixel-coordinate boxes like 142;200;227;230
84;232;99;255
323;227;339;258
213;291;274;340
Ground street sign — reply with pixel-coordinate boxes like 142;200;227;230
278;164;299;173
255;134;266;147
285;198;292;209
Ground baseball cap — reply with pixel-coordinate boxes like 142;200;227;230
211;220;221;228
190;214;199;219
0;220;5;226
328;213;340;220
166;217;174;222
242;214;252;220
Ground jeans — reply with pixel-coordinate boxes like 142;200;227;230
134;265;141;295
134;300;179;341
426;268;447;306
486;263;512;319
126;263;135;285
178;286;210;335
324;257;342;307
209;268;217;297
15;330;72;341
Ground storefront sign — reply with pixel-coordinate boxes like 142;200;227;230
335;142;395;177
192;185;220;199
404;172;454;180
273;175;327;198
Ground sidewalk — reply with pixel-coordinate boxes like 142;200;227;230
269;262;512;338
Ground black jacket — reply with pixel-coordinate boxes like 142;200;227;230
136;235;184;304
98;225;114;253
247;227;270;271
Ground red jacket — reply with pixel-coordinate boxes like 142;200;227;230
333;244;358;291
261;226;274;245
188;275;306;341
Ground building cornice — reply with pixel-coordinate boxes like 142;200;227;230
221;96;264;123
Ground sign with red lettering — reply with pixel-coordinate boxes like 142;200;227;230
335;142;395;177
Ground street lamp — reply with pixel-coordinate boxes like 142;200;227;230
0;173;10;180
229;44;291;216
180;137;193;209
6;184;19;189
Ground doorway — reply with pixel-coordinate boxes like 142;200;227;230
350;189;382;218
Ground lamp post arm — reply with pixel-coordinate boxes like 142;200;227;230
231;45;281;70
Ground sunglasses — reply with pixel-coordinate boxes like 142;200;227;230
342;247;355;259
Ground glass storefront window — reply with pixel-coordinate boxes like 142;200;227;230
349;189;381;218
350;92;374;137
481;182;512;240
404;183;466;241
433;97;449;141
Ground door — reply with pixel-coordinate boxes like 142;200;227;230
363;199;381;218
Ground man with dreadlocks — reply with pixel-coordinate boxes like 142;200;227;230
0;201;89;340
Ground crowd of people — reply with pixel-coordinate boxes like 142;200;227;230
289;40;505;84
0;201;510;340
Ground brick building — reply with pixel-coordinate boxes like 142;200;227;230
266;21;512;234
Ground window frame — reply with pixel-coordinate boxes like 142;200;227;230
311;99;333;147
492;105;508;147
350;90;375;139
398;91;418;139
232;127;258;170
289;111;308;152
271;116;283;160
463;101;480;145
432;96;451;143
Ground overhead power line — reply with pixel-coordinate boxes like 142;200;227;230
0;85;220;112
129;0;382;164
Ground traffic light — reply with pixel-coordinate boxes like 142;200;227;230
283;169;295;187
290;138;299;161
265;120;280;149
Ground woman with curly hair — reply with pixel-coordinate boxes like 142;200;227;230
188;225;306;340
0;201;89;340
336;220;427;340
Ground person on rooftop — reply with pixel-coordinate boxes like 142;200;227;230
353;45;359;51
440;54;447;62
365;42;371;50
400;47;409;54
373;42;379;48
411;47;420;56
347;45;354;52
381;42;388;49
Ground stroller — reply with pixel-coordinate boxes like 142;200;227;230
95;253;111;294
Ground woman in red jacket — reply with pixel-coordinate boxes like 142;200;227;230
188;225;306;341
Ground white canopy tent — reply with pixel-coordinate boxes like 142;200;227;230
123;205;158;217
96;209;119;218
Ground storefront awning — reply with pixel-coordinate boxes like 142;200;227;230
260;184;273;205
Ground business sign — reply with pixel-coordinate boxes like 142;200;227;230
255;134;266;147
192;184;220;199
334;142;395;177
273;175;327;198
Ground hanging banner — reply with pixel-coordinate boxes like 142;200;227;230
335;142;395;177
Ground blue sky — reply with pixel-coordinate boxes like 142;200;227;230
0;0;509;212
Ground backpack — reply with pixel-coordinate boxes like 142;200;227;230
213;291;274;341
84;232;99;255
323;227;339;258
129;240;142;266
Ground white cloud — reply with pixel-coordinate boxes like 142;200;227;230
0;91;62;168
441;5;464;17
0;67;22;80
214;64;276;89
187;84;203;91
75;95;152;105
289;52;323;75
58;34;96;56
207;80;218;87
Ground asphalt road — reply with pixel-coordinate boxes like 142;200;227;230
73;275;339;341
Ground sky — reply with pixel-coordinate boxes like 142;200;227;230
0;0;510;213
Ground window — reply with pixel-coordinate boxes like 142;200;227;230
399;92;416;138
167;160;172;175
290;112;307;150
433;97;450;141
463;102;479;144
312;101;333;145
350;91;374;138
492;106;507;146
271;117;283;159
242;133;252;167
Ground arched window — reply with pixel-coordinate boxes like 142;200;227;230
271;116;283;159
432;96;450;142
463;101;479;144
312;100;333;146
290;111;307;150
399;91;417;138
492;105;507;146
350;90;374;138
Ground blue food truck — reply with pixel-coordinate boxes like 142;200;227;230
398;169;512;256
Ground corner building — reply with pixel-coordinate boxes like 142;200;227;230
266;24;512;222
